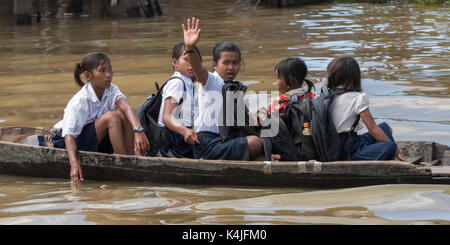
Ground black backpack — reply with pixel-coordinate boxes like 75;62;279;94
218;80;276;160
259;111;298;161
281;87;360;162
136;76;186;156
218;80;260;142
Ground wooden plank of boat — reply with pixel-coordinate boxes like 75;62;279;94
0;126;449;188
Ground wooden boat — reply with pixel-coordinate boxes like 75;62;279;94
251;0;329;7
0;126;449;188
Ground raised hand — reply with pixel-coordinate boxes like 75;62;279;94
182;17;201;49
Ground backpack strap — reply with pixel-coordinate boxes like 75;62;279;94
154;81;160;92
344;115;360;161
350;115;360;133
162;76;186;104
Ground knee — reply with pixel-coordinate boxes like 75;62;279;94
104;111;123;127
382;141;397;159
115;109;130;125
247;136;262;154
379;122;393;134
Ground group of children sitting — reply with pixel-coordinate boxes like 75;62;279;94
52;17;407;183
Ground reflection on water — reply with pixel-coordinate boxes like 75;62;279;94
0;175;449;225
0;0;449;224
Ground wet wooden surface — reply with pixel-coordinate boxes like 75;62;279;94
1;127;449;188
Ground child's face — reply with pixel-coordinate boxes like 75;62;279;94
213;51;240;80
275;70;289;94
86;60;113;89
172;53;195;79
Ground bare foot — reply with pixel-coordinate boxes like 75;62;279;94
396;152;408;162
271;154;281;162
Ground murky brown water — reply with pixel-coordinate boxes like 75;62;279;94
0;0;449;225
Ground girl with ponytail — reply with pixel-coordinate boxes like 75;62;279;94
268;57;315;114
52;52;149;184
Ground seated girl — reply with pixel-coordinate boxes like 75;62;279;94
157;41;200;158
52;52;150;183
327;56;407;161
267;57;315;115
182;17;264;161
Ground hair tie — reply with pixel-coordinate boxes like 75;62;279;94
77;63;84;72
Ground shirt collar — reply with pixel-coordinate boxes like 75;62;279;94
173;71;193;85
286;87;307;95
86;82;111;103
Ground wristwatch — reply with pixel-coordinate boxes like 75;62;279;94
133;126;144;133
183;49;195;55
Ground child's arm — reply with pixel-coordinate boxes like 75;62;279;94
162;98;199;145
65;135;84;183
360;108;391;142
116;98;150;155
183;17;208;85
360;108;407;161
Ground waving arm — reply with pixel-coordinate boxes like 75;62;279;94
182;17;208;85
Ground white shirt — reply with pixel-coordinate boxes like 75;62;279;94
329;92;369;133
194;71;224;134
157;71;195;127
53;82;126;137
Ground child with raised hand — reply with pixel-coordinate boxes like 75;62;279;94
182;17;264;161
267;57;315;115
52;52;150;183
157;41;200;158
327;56;407;161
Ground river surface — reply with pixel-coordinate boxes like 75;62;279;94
0;0;449;225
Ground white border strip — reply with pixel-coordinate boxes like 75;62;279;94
263;161;272;175
313;161;322;173
298;161;307;173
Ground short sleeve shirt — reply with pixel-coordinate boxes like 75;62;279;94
157;71;195;127
53;82;126;137
194;71;224;134
329;92;369;133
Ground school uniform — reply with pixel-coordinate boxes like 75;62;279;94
52;82;126;153
330;92;397;160
193;71;250;161
157;71;195;158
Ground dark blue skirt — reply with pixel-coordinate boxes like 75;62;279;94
52;121;113;154
193;131;249;161
168;128;194;158
340;122;397;161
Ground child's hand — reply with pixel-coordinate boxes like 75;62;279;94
134;132;150;156
183;128;200;145
70;161;84;184
182;17;201;49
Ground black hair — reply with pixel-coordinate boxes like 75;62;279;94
172;41;202;61
326;56;362;92
275;57;314;93
212;41;242;63
74;52;110;88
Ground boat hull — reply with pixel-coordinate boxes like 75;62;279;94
0;139;448;188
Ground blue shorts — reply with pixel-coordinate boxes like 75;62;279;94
340;122;397;161
52;121;113;154
193;131;250;161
